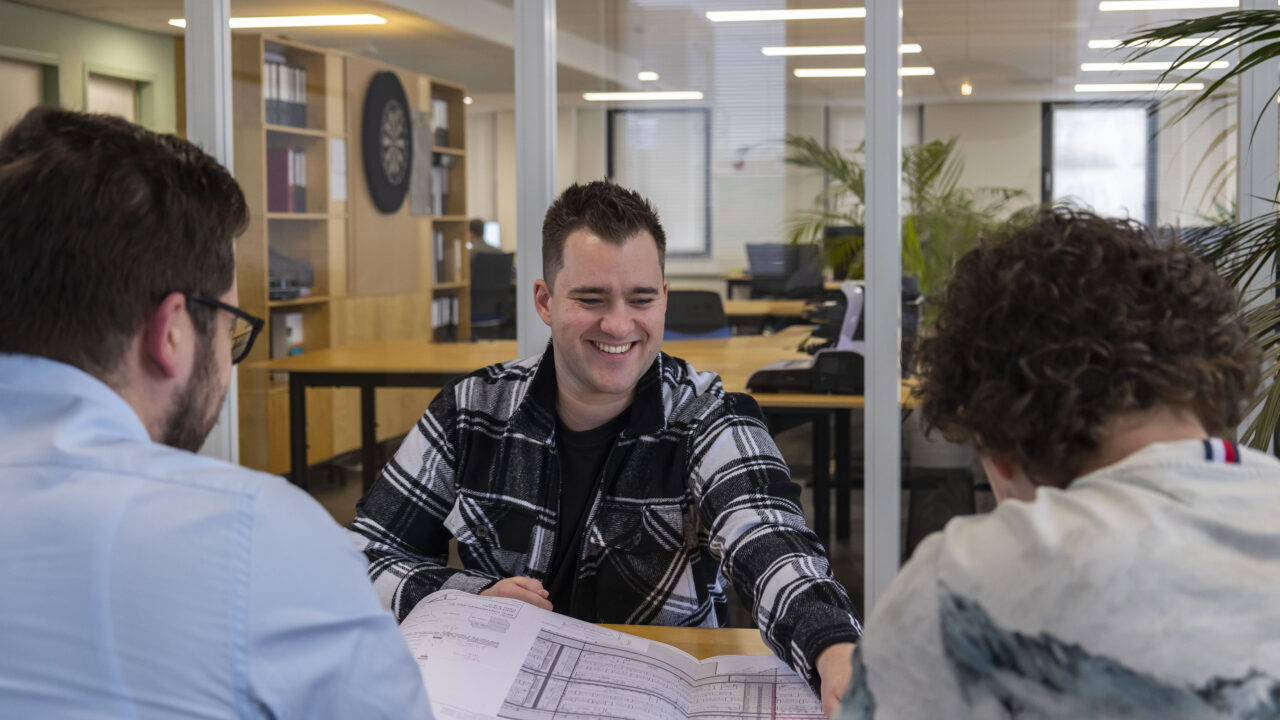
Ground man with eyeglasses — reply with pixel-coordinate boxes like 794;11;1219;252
0;108;433;718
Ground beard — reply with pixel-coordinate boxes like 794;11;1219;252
159;332;227;453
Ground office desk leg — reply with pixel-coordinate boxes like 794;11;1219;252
836;409;851;540
813;413;830;546
289;373;308;490
361;384;377;492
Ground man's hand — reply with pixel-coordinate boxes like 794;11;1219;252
816;642;857;718
479;577;552;611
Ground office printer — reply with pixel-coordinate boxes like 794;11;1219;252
747;279;920;394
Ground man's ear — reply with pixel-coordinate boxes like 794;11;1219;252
144;292;187;379
533;279;553;327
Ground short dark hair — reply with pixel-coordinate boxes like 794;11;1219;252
914;208;1260;487
541;180;666;288
0;107;247;379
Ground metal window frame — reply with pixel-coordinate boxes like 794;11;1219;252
1042;100;1159;226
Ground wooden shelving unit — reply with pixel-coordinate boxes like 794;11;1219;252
210;33;468;476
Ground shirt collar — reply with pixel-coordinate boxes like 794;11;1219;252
515;342;666;441
0;353;151;443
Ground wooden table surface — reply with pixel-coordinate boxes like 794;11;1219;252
722;298;808;319
258;326;909;410
597;625;771;659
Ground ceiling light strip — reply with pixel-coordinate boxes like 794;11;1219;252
1088;36;1225;48
582;91;704;101
1098;0;1236;11
762;43;922;55
169;14;387;29
706;8;865;22
1074;82;1206;91
1081;60;1229;70
794;66;935;78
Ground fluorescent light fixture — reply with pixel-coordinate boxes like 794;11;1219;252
1074;82;1205;92
794;66;935;78
761;43;922;55
1098;0;1236;10
582;91;703;101
960;82;973;96
1089;36;1224;48
637;71;660;81
1081;60;1229;71
706;8;865;21
169;14;387;29
463;96;473;105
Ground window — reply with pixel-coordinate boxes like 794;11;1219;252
607;108;711;257
1045;103;1155;224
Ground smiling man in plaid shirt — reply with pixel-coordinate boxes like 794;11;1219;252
350;180;860;714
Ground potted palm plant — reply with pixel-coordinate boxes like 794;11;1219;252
1120;10;1280;449
784;134;1025;305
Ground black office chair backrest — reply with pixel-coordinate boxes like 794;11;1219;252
470;252;514;292
746;243;789;277
470;252;515;322
665;290;729;335
746;243;791;298
784;243;824;299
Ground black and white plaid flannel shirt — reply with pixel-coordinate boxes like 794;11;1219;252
349;344;861;688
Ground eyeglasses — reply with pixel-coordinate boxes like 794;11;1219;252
184;292;265;364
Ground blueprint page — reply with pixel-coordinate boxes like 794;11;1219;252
402;590;823;720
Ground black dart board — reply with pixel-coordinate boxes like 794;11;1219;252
361;71;413;214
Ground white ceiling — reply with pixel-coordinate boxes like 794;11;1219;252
14;0;1232;104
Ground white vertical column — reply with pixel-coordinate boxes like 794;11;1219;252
515;0;557;359
863;0;903;612
184;0;239;464
1238;0;1279;238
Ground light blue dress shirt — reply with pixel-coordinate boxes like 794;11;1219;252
0;354;433;719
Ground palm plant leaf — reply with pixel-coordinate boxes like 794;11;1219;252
785;134;866;206
1121;11;1280;134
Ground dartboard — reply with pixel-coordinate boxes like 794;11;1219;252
361;71;413;214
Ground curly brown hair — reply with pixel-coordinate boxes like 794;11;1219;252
914;208;1260;487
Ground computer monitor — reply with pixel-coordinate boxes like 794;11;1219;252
482;221;501;249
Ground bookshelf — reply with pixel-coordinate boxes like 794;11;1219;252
212;34;468;475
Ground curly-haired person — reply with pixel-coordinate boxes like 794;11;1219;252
835;209;1280;719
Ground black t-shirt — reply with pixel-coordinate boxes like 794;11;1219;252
545;409;630;616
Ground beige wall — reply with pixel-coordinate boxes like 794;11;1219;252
86;73;136;121
0;0;177;132
465;109;497;224
0;56;41;131
472;105;607;254
922;101;1042;204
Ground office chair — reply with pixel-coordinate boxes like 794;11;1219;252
745;243;791;299
470;251;516;339
664;290;731;341
783;243;824;299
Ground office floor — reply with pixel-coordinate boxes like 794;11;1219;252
311;421;992;625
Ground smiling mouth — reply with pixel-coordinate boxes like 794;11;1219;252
592;341;635;355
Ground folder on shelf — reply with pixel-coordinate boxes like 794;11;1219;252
267;147;307;213
292;149;306;212
431;97;449;146
434;229;446;284
267;147;291;212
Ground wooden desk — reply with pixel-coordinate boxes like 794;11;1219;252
722;298;808;324
260;326;900;542
598;625;770;659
